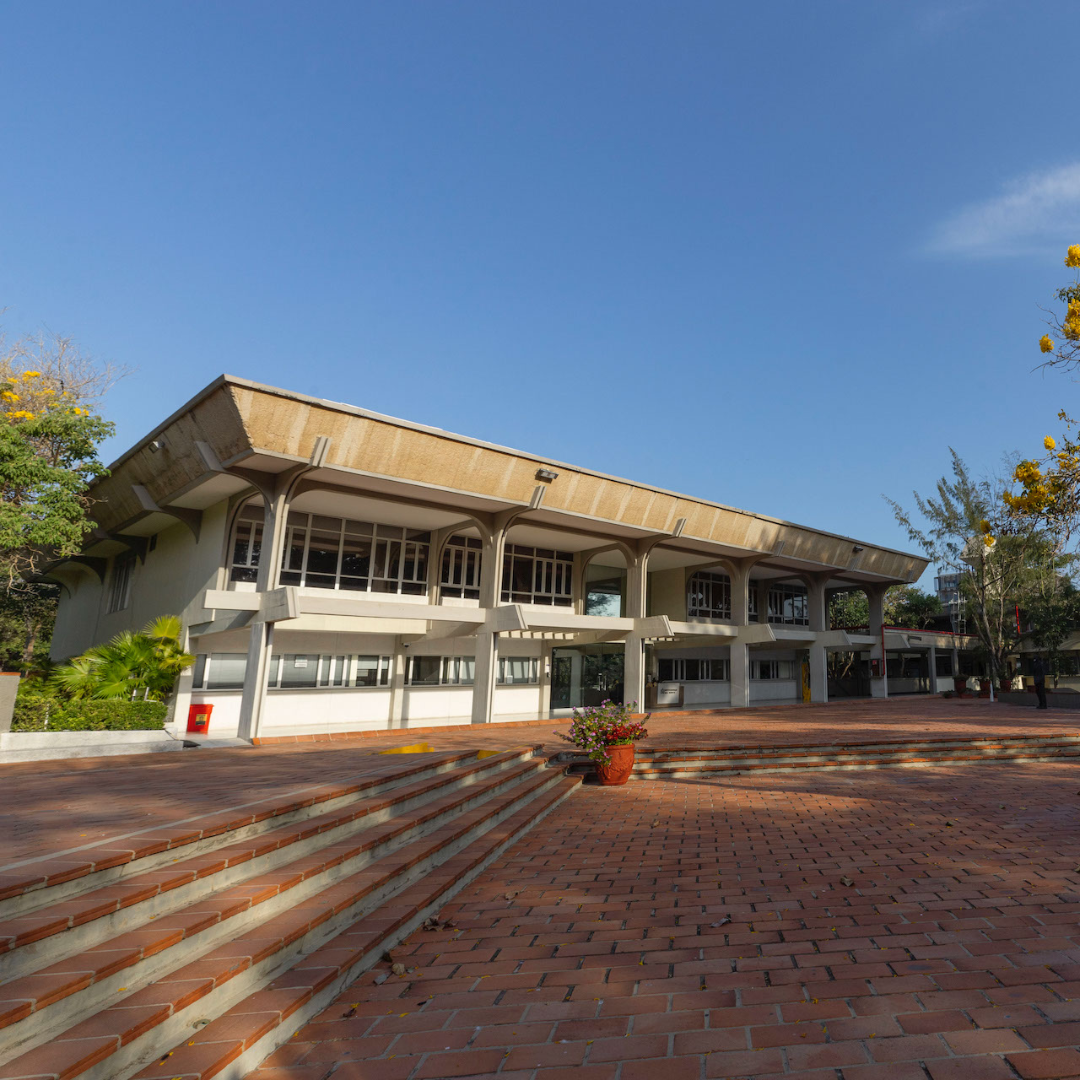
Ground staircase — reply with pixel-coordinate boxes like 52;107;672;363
0;747;579;1080
556;733;1080;780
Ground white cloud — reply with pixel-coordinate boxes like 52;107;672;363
926;162;1080;258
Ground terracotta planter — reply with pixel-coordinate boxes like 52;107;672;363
595;744;635;786
953;677;968;694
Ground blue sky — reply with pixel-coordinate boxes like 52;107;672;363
1;1;1078;582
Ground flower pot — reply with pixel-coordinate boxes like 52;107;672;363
953;677;968;695
595;744;635;786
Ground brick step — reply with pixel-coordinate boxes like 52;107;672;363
631;732;1080;762
0;753;552;1059
554;735;1080;777
0;769;581;1080
632;747;1080;778
0;749;500;920
0;747;538;978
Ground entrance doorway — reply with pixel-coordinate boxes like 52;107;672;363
550;644;624;709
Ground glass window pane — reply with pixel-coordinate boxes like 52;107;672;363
409;656;441;686
280;654;319;689
353;655;381;687
207;653;247;690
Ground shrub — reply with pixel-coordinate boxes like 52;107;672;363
10;696;166;732
49;700;167;731
11;692;52;731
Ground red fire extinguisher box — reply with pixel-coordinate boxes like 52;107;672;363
187;703;214;734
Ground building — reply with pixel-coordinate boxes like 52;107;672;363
47;376;940;741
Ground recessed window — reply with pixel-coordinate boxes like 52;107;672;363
107;553;136;613
407;655;480;686
229;504;429;595
751;659;795;680
440;535;482;599
767;584;809;626
497;657;540;685
657;658;730;681
687;571;731;620
191;653;392;690
501;545;573;606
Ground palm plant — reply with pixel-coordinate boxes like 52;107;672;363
52;616;194;701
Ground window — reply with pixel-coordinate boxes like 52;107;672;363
191;653;392;690
407;655;480;686
498;657;540;684
193;653;247;690
687;571;731;620
767;584;809;626
407;656;442;686
352;655;391;687
107;554;135;613
230;505;430;595
230;504;264;582
935;653;954;677
440;535;482;599
657;658;730;681
748;589;759;622
501;545;573;606
751;659;795;680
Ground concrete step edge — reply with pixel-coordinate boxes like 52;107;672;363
0;773;580;1080
0;759;556;1054
0;749;524;919
0;748;539;963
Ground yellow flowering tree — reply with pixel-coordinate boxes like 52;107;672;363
1037;244;1080;369
0;327;118;590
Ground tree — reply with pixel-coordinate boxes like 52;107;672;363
0;327;118;589
888;451;1040;684
52;616;194;701
0;581;59;675
1023;558;1080;687
1006;245;1080;553
827;584;942;630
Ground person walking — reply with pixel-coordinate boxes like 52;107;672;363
1032;655;1048;710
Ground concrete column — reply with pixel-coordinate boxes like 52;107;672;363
237;621;275;742
730;643;750;708
539;643;552;717
807;574;829;704
623;550;647;710
0;673;19;733
471;629;499;724
389;638;407;727
928;645;938;694
623;633;645;711
809;643;828;704
867;585;888;699
236;480;293;742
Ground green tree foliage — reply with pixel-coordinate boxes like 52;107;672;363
0;330;119;588
52;615;194;701
827;585;942;630
0;581;58;674
888;450;1040;681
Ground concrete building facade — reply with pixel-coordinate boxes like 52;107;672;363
48;377;934;740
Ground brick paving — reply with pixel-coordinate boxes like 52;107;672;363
249;760;1080;1080
3;698;1077;868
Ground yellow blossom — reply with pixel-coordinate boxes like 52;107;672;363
1045;435;1057;451
1;390;19;403
20;371;41;379
1040;334;1055;353
1067;245;1080;269
978;519;992;534
7;410;35;420
983;534;996;548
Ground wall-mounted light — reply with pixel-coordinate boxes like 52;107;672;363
852;545;864;553
148;438;166;453
536;468;559;481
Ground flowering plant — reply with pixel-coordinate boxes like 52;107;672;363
559;699;649;763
